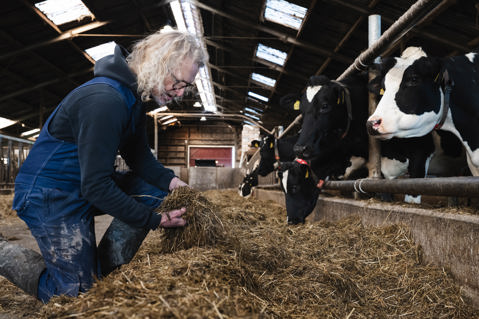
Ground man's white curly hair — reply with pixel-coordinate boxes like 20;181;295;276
127;29;208;102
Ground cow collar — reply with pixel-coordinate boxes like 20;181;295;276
435;69;453;130
294;158;328;189
331;80;353;139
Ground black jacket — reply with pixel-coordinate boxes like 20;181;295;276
48;45;174;229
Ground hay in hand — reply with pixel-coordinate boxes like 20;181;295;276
156;187;225;252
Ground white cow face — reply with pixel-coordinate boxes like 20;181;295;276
367;47;444;139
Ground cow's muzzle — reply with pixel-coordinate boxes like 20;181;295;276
294;144;313;159
366;119;381;136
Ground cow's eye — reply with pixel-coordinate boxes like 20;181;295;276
406;75;419;86
319;103;331;113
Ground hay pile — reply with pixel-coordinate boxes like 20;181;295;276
0;193;15;220
156;187;226;252
40;189;478;318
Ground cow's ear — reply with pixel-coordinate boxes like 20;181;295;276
250;140;261;148
279;93;302;111
426;57;443;80
368;74;383;96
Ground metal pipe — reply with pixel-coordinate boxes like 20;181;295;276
324;177;479;197
368;15;381;179
338;0;438;80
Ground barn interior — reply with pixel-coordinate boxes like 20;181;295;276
1;1;479;316
2;0;479;152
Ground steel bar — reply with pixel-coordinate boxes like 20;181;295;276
324;177;479;197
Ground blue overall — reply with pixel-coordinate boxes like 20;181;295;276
13;77;167;303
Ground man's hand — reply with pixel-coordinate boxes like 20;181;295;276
160;207;187;228
169;177;189;191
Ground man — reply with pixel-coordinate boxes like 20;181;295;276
0;29;208;303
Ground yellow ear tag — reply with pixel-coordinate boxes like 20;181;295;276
434;73;440;82
336;96;340;104
270;142;273;149
380;88;385;95
305;170;309;179
294;100;300;110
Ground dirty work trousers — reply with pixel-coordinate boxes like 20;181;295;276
13;172;167;303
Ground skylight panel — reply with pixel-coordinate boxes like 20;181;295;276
248;91;269;102
0;118;17;129
256;43;287;66
251;73;276;87
245;107;262;115
21;128;40;137
264;0;307;30
85;41;116;61
245;113;260;121
243;120;256;127
170;0;217;113
35;0;94;26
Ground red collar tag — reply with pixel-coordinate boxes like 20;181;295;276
295;158;309;165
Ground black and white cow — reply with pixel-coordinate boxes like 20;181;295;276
238;166;259;197
292;73;437;203
366;46;479;176
238;135;297;197
238;134;319;224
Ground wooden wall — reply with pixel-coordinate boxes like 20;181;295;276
156;124;242;167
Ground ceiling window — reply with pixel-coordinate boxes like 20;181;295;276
243;120;256;127
256;43;287;66
244;113;260;121
170;0;216;113
245;107;262;115
0;118;17;130
248;91;269;102
34;0;94;26
251;73;276;87
85;41;116;61
264;0;307;30
21;128;40;137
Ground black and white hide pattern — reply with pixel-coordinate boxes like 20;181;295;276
290;73;438;204
238;166;259;198
366;46;479;176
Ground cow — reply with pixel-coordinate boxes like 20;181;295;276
238;133;319;224
366;46;479;176
291;73;439;203
238;166;259;198
238;133;299;198
277;159;320;225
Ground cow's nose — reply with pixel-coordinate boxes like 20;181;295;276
366;118;381;136
294;144;312;158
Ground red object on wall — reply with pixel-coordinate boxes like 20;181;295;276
189;147;232;167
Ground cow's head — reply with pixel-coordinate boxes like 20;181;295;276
293;75;353;160
367;47;444;139
279;159;320;225
256;134;277;176
238;169;259;198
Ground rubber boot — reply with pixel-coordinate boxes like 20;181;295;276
0;238;45;297
97;218;149;277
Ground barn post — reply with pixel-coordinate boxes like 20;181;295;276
367;14;382;179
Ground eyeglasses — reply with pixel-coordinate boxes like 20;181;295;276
169;73;195;91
